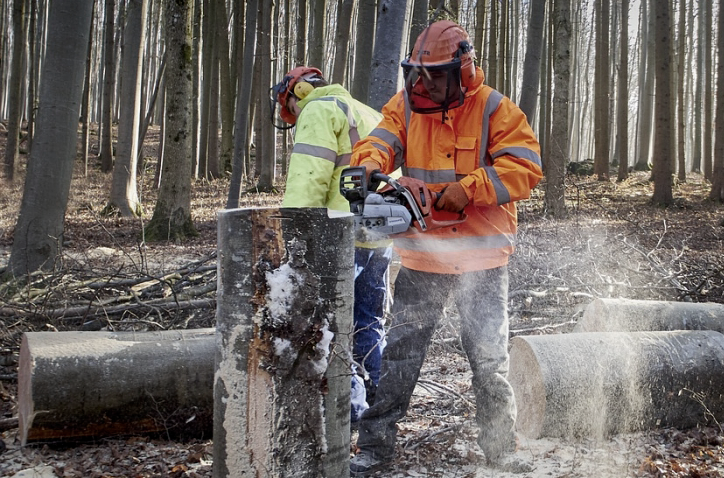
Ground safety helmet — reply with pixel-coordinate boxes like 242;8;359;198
269;66;325;129
401;20;476;115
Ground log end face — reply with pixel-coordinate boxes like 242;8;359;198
509;336;546;439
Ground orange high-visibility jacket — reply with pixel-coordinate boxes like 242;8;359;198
351;67;543;274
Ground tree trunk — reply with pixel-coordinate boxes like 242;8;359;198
213;208;354;478
255;0;275;191
308;0;325;69
227;0;258;208
593;0;610;180
144;0;196;241
651;0;673;205
703;0;713;180
518;0;545;122
7;0;94;276
100;0;116;173
368;0;408;111
351;0;376;103
676;0;686;181
709;0;724;201
215;1;234;175
18;329;215;444
616;0;629;181
408;0;428;53
545;0;570;217
108;0;147;217
331;0;354;85
510;331;724;439
3;0;27;181
574;298;724;333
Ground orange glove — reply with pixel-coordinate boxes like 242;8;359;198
359;160;381;180
435;182;469;213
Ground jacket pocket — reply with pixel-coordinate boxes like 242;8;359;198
454;136;478;175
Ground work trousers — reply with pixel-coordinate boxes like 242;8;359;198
356;265;516;460
350;245;392;422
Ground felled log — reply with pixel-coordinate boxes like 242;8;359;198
509;331;724;439
18;328;215;445
573;298;724;333
214;208;355;478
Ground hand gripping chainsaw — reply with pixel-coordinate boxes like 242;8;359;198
339;166;466;238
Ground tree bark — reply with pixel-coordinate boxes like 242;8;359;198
593;0;610;180
331;0;354;85
574;298;724;333
616;0;629;181
651;0;673;204
144;0;197;241
518;0;546;122
213;207;354;478
7;0;94;276
18;329;215;444
99;0;116;173
367;0;408;111
108;0;147;217
351;0;376;103
510;331;724;439
710;0;724;201
3;0;27;181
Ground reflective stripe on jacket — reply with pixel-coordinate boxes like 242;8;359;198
351;67;543;274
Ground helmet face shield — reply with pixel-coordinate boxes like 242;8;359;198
402;59;464;114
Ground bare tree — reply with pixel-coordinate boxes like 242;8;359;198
99;0;116;173
108;0;148;217
227;0;258;208
545;0;571;217
593;0;610;180
634;0;654;171
616;0;629;182
709;0;724;201
308;0;325;69
519;0;546;122
351;0;376;103
3;0;27;181
255;0;275;191
367;0;408;111
703;0;713;180
676;0;686;181
144;0;197;240
331;0;354;84
651;0;673;205
7;0;94;276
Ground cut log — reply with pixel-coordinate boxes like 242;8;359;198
574;298;724;333
214;208;355;478
509;331;724;439
18;328;215;444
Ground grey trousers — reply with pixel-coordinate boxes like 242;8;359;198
356;266;516;460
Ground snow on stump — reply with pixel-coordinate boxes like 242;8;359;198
509;331;724;439
18;328;215;444
214;208;355;478
573;298;724;333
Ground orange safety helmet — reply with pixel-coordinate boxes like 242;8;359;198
401;20;476;115
269;66;325;128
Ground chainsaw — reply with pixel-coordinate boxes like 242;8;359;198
339;166;466;239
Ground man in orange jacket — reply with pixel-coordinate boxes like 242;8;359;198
349;20;543;476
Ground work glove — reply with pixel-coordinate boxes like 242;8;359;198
435;182;469;213
359;160;381;180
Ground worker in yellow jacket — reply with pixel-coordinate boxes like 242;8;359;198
349;21;543;476
271;66;392;423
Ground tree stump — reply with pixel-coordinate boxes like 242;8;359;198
574;298;724;333
214;208;354;478
18;328;215;444
509;331;724;439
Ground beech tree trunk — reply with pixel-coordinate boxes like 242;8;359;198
509;331;724;439
18;329;215;445
214;208;355;478
573;298;724;333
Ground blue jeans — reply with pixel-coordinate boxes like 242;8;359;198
350;245;392;422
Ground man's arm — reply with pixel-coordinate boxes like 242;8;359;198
459;97;543;207
351;93;408;174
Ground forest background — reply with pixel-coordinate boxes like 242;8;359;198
2;0;724;476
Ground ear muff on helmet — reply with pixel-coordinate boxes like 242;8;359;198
293;81;314;100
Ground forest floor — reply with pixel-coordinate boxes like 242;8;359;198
2;132;724;477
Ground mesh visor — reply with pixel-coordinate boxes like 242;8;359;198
401;59;465;114
268;79;295;130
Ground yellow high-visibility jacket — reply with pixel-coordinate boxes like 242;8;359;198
351;67;543;274
282;84;383;212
